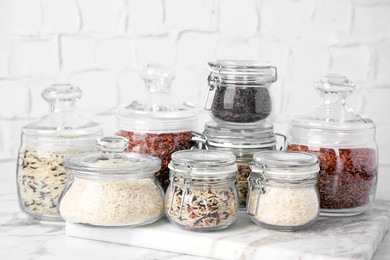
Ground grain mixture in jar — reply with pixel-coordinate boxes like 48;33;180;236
165;149;239;231
236;154;252;208
17;147;76;216
165;183;238;228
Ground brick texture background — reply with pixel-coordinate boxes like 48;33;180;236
0;0;389;196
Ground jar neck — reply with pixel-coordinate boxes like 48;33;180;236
171;175;236;186
144;79;172;95
50;100;76;113
319;92;347;115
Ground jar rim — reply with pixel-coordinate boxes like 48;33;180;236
208;60;277;85
199;121;277;148
250;151;319;182
169;150;237;180
63;150;161;178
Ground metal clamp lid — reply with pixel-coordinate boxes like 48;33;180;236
247;163;266;217
167;162;192;219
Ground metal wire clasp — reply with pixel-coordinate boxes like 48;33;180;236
190;132;209;150
247;163;266;217
275;133;287;151
167;162;192;219
270;66;277;82
204;65;222;110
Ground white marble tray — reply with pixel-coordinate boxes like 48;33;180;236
66;200;390;260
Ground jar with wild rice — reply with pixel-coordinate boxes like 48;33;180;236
204;60;277;125
192;121;279;210
17;84;102;221
117;64;198;191
287;74;378;216
59;136;164;227
165;150;238;231
248;151;320;231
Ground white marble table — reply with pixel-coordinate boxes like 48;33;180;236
1;160;389;260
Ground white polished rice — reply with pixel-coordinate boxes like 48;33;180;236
249;186;319;226
59;178;164;226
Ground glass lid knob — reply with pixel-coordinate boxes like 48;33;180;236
316;73;355;95
140;63;176;82
97;136;129;153
42;84;82;102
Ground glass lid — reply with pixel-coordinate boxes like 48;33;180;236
251;151;319;180
290;74;375;132
208;60;277;85
168;150;237;178
118;64;198;133
23;84;102;137
63;136;161;177
200;121;276;148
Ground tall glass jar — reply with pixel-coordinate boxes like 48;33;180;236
59;136;164;227
192;121;278;209
17;84;103;221
165;150;239;231
117;64;198;191
248;151;320;231
287;74;378;216
204;60;277;125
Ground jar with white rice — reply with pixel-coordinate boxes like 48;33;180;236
59;136;164;227
247;150;320;231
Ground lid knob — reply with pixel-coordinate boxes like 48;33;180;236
97;136;129;153
316;73;355;95
141;63;176;83
42;84;82;102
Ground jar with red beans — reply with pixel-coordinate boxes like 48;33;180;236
287;74;378;216
204;60;277;125
117;64;198;190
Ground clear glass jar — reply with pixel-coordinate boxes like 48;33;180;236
59;136;164;227
248;151;320;231
17;84;103;221
287;74;378;216
117;64;198;191
204;60;277;125
165;150;238;231
192;121;279;209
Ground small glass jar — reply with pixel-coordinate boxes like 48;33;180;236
247;151;320;231
165;150;238;231
59;136;164;227
192;121;279;209
117;64;198;191
17;84;103;221
204;60;277;125
287;74;378;216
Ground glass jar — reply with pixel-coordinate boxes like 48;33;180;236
192;121;279;209
204;60;277;125
117;64;198;191
165;150;238;231
287;74;378;216
17;84;103;221
59;136;164;227
247;151;320;231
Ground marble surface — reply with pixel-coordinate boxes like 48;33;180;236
68;203;390;260
1;160;389;260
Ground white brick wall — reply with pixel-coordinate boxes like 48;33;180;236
0;0;389;181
